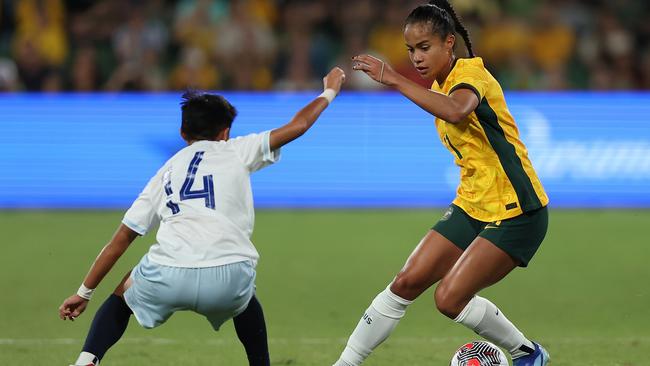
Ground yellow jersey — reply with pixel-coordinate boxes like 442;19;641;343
431;57;548;222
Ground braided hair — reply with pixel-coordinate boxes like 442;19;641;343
405;0;475;58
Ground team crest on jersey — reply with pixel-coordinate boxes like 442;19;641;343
441;206;454;221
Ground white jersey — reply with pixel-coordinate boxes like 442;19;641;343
122;131;280;268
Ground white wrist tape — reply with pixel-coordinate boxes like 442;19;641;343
77;284;95;300
318;88;337;104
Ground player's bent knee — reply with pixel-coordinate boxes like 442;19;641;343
433;282;465;319
390;272;427;300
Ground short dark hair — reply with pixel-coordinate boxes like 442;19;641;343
180;90;237;141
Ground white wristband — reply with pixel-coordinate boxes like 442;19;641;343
318;88;337;104
77;284;95;300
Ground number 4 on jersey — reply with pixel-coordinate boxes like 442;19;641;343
166;151;215;213
180;151;215;209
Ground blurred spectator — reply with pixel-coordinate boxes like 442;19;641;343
214;0;276;90
597;12;635;89
0;57;19;91
173;0;227;57
14;39;53;90
479;21;528;66
13;0;67;66
12;0;67;90
274;0;330;90
528;3;575;89
330;0;374;90
169;46;218;90
106;2;168;91
1;0;650;91
70;45;100;91
67;1;120;44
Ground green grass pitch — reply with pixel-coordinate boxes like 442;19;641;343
1;209;648;365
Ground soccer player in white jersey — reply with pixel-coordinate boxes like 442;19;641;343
58;67;346;366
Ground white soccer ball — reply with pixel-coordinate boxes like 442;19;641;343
450;341;509;366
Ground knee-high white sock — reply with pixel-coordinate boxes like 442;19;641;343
333;287;413;366
454;296;534;359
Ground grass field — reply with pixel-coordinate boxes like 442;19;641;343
1;209;648;365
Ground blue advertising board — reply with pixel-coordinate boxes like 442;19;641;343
1;92;649;208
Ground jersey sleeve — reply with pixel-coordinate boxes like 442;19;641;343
230;130;281;172
122;171;162;236
448;62;489;101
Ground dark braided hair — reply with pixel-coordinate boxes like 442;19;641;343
405;0;475;58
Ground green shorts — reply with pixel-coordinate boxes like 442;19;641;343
432;204;548;267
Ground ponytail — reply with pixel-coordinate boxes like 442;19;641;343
428;0;474;57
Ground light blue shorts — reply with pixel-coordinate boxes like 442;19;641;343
124;255;256;330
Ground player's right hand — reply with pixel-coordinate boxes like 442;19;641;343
59;294;89;321
323;67;346;94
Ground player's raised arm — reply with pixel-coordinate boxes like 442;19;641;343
58;224;139;321
352;54;478;124
269;67;346;150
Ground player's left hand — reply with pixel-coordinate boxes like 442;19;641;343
59;294;89;321
352;54;396;86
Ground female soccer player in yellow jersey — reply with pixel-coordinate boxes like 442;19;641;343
333;2;550;366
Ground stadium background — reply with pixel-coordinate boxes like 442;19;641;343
1;0;649;365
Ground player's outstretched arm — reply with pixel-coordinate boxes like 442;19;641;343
58;224;139;321
269;67;346;150
352;54;478;123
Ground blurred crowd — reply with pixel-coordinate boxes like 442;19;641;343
1;0;649;92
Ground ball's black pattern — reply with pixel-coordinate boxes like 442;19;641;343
452;341;506;366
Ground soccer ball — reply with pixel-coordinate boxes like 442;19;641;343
450;341;509;366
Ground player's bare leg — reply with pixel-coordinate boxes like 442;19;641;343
71;272;133;366
434;237;517;316
434;237;541;362
390;230;464;300
112;271;133;297
333;230;462;366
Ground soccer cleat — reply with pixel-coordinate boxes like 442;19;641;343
512;342;550;366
